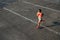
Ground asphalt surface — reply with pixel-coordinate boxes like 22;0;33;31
25;0;60;10
0;0;60;40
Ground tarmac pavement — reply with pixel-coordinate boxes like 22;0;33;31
0;0;60;40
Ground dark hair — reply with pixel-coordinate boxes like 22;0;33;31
39;9;42;12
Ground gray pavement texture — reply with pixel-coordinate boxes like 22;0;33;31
0;0;60;40
25;0;60;10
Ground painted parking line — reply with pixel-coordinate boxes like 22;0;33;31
23;1;60;12
3;7;60;35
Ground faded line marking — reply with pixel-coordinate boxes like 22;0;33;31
3;7;60;35
23;1;60;12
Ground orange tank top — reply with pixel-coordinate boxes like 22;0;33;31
37;12;43;18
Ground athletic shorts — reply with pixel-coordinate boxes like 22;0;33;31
38;17;42;22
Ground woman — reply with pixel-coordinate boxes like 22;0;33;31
36;9;44;29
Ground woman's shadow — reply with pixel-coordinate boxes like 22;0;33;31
46;21;60;27
39;21;60;29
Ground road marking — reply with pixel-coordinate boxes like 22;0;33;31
23;1;60;12
3;7;60;35
3;7;37;24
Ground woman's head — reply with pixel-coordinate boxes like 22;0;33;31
38;9;42;12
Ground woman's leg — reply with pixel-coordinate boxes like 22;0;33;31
36;17;41;29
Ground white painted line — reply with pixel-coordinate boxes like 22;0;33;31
3;7;60;35
3;7;37;24
23;1;60;12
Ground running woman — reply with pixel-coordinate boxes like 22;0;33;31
36;9;43;29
